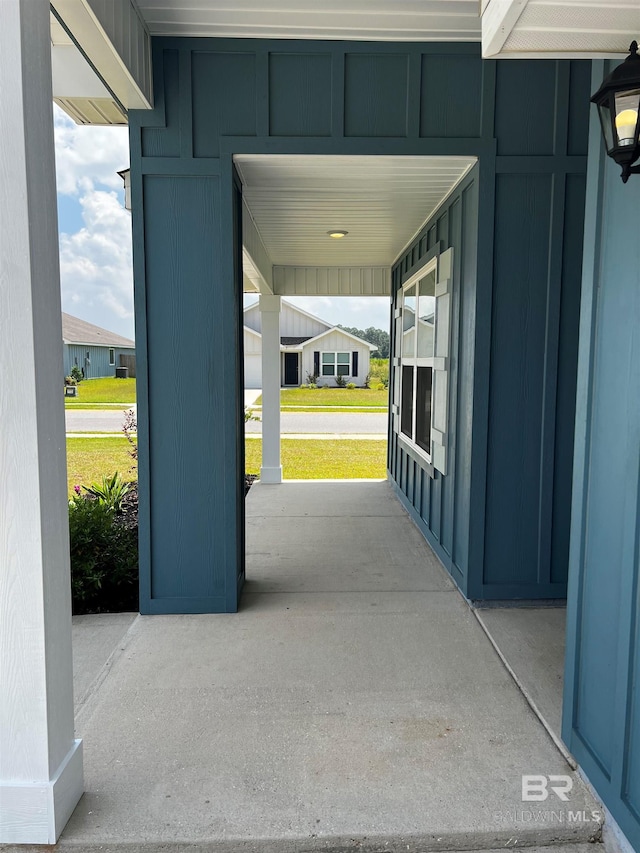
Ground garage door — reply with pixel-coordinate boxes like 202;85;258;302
244;354;262;389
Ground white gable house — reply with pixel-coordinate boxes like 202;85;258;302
243;300;375;389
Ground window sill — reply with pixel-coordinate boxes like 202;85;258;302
396;433;436;479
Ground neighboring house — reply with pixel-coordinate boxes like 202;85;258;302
243;300;375;389
62;313;136;379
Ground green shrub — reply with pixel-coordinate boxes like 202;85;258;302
334;374;347;388
70;365;83;383
68;497;138;614
346;382;356;389
83;472;132;513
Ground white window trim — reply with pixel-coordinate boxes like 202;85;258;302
396;256;438;466
109;348;115;366
320;350;351;377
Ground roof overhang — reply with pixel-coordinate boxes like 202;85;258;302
481;0;639;59
50;0;152;125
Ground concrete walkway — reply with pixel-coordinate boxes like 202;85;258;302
34;482;600;853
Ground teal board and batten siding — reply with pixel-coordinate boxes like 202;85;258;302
63;344;134;379
390;61;590;600
563;62;640;852
128;39;590;613
389;171;478;594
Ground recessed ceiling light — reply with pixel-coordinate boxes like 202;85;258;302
327;230;348;238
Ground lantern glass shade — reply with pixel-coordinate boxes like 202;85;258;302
614;89;640;146
598;102;615;152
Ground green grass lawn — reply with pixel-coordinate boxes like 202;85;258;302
65;377;136;406
245;438;386;479
66;435;386;494
253;388;388;410
66;437;135;495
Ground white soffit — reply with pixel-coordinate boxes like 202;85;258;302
482;0;640;58
51;12;128;125
136;0;481;40
234;155;476;268
51;0;152;111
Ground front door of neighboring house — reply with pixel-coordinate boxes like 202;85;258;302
284;352;299;386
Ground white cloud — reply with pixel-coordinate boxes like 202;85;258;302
53;105;129;196
54;105;134;338
59;189;134;338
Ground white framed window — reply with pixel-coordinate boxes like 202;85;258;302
109;348;115;366
397;259;437;461
393;248;453;475
321;351;351;377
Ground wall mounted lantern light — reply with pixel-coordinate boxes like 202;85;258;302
117;168;132;210
591;41;640;183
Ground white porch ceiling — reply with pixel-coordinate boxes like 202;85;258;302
234;155;476;268
135;0;481;41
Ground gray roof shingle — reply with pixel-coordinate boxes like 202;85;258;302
62;313;135;348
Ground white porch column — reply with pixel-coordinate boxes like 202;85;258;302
259;295;282;484
0;0;83;844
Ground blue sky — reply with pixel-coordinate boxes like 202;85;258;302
54;105;390;340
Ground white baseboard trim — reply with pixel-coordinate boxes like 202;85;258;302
0;738;83;844
260;466;283;484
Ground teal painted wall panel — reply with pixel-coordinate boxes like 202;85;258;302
567;61;592;157
269;53;332;137
192;52;257;157
625;609;640;819
484;173;552;587
420;54;482;139
141;174;241;609
494;60;557;156
564;61;640;849
344;53;408;137
390;168;479;591
452;181;478;575
142;49;180;158
550;173;586;584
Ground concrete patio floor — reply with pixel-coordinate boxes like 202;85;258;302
17;481;604;852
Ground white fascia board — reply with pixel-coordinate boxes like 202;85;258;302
51;0;152;111
243;247;273;295
242;201;274;293
244;325;262;339
481;0;529;57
